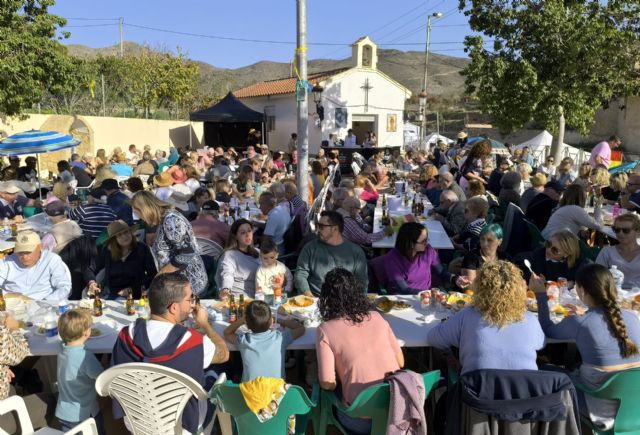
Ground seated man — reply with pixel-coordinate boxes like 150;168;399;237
338;197;392;247
295;210;368;296
101;178;133;225
68;188;117;239
111;271;229;434
0;182;32;220
260;191;291;254
429;190;466;236
190;200;230;246
0;230;72;300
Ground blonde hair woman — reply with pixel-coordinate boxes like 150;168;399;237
129;191;207;294
519;229;590;285
95;149;107;167
602;171;628;204
427;260;544;373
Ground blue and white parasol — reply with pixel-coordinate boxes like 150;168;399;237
0;129;80;156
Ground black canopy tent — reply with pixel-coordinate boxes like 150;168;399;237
189;92;265;149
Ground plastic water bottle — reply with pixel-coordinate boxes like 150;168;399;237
610;265;625;289
2;218;10;238
613;203;622;220
57;299;69;315
44;309;58;341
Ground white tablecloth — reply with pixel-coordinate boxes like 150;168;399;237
22;296;444;355
371;196;453;250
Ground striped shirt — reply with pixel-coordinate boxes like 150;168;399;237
343;216;386;246
68;203;117;239
289;195;305;217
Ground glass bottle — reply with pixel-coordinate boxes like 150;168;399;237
126;289;135;315
0;288;5;311
93;291;103;317
228;294;237;323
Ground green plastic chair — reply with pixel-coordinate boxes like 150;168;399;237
317;370;441;435
573;368;640;435
210;380;319;435
22;206;37;218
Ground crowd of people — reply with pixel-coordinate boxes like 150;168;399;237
0;132;639;434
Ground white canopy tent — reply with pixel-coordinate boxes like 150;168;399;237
424;132;454;148
515;130;590;166
403;122;419;147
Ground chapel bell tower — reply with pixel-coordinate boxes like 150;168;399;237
352;36;378;70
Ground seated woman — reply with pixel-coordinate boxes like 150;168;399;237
518;229;591;284
377;222;449;294
232;166;255;199
186;187;212;220
530;264;640;431
427;260;544;373
317;268;403;434
456;224;508;289
355;175;379;204
601;172;627;204
541;184;604;240
573;162;592;190
216;219;261;298
596;213;640;289
92;220;157;299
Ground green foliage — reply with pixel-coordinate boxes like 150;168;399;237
459;0;640;135
0;0;70;117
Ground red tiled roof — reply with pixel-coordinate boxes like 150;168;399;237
234;68;349;98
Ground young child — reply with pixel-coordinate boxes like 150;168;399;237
55;309;105;434
255;238;293;296
215;179;232;203
223;300;304;382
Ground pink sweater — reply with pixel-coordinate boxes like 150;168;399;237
317;311;402;404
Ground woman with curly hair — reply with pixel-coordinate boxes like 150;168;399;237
459;139;492;189
317;268;403;434
427;260;544;374
530;263;640;430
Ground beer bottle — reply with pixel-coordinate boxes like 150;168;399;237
126;289;135;315
93;291;103;317
238;294;245;319
228;294;237;323
0;288;5;311
381;194;387;208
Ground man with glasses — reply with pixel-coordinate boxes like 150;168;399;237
621;174;640;212
294;210;368;296
589;135;622;169
111;271;229;434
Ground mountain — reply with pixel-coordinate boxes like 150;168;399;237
65;41;469;99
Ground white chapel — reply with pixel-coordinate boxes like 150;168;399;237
234;36;412;154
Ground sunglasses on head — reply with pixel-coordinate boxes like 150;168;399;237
613;227;633;234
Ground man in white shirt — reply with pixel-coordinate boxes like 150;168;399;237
260;191;291;254
0;230;72;300
125;144;141;166
344;129;357;147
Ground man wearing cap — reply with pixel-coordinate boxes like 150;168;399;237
190;201;230;246
525;181;564;231
0;230;72;300
589;135;622;169
259;191;291;254
0;182;32;219
101;179;133;225
68;188;117;239
41;201;83;254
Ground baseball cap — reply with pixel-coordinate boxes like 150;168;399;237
45;201;66;217
15;230;41;253
201;200;220;212
545;180;566;193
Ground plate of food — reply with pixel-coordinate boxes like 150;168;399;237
375;297;395;313
446;292;472;306
279;295;316;315
88;321;117;339
394;301;412;310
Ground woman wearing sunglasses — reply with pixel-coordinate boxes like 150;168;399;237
596;213;640;288
519;229;591;284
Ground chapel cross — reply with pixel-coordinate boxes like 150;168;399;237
361;78;373;113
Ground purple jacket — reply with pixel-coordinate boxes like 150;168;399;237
382;246;440;294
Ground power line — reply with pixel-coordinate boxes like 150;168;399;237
65;24;119;28
65;17;120;21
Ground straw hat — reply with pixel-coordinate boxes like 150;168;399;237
154;172;174;187
106;219;138;242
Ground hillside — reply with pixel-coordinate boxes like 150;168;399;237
65;41;469;99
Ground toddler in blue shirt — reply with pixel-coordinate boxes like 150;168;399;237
224;300;304;382
55;309;105;434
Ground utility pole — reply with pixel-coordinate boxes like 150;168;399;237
119;17;124;57
420;12;443;145
101;74;106;116
296;0;309;205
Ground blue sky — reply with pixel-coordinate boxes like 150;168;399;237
51;0;474;69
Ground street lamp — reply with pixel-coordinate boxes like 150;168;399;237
312;82;324;121
420;11;443;146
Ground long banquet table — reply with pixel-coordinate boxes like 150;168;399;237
371;194;454;250
21;296;447;356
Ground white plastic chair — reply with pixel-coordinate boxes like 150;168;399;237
95;362;207;435
0;396;97;435
351;161;361;176
196;237;224;259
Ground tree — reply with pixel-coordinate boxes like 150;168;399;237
0;0;71;117
458;0;640;161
